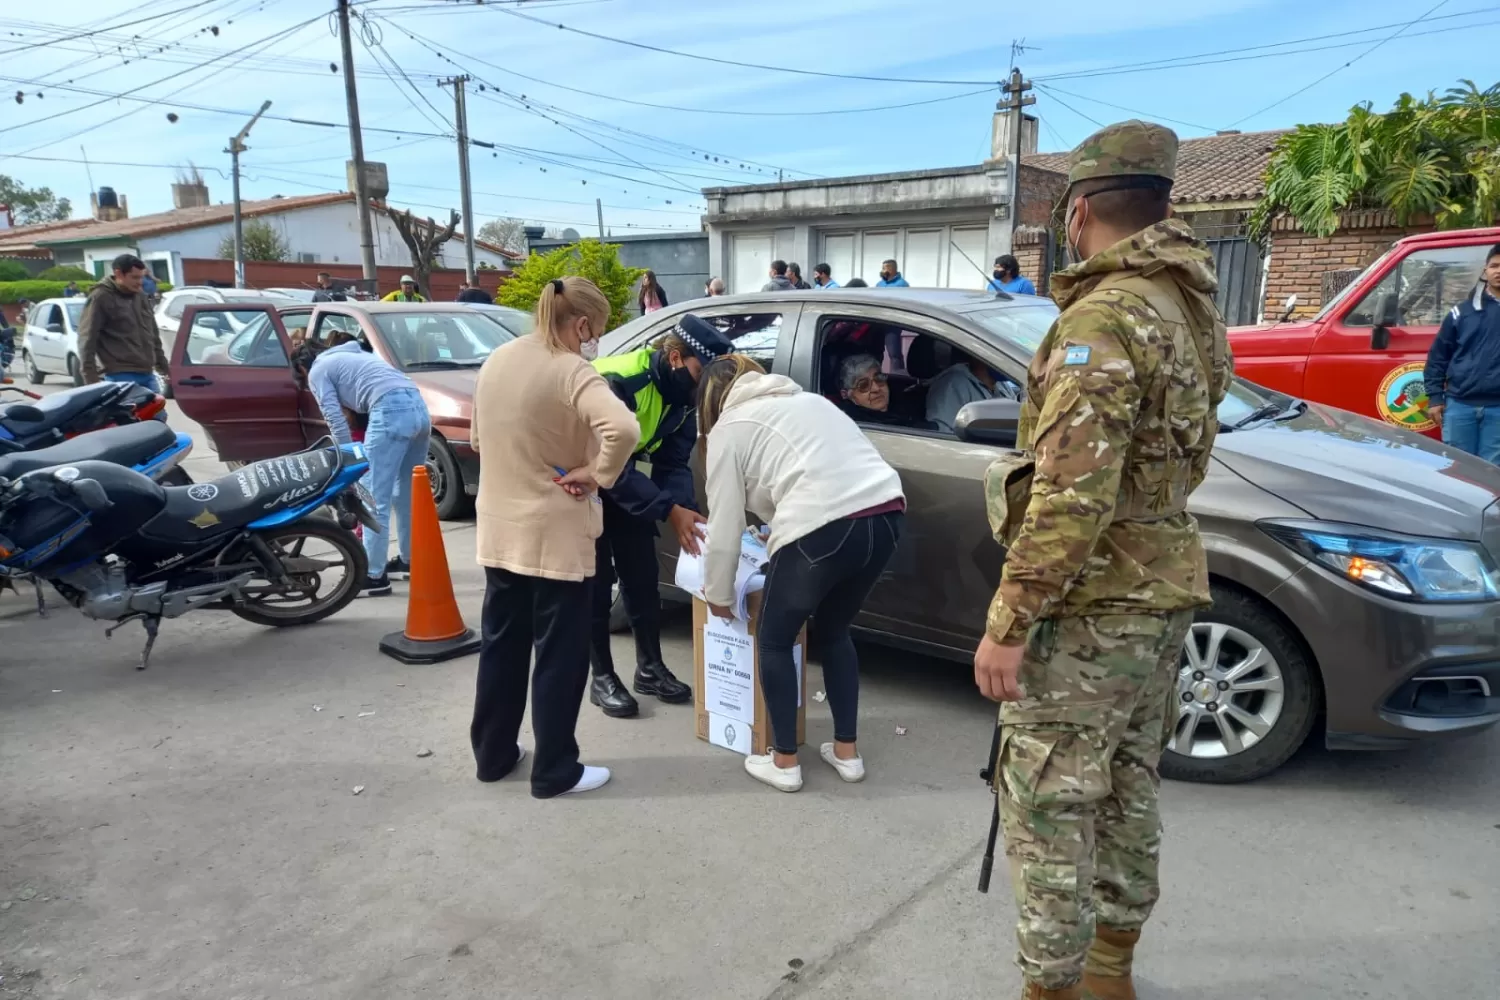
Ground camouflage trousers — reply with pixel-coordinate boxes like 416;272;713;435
996;610;1193;990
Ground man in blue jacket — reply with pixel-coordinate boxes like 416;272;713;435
1425;244;1500;462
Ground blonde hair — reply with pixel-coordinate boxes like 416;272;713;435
535;275;610;352
651;330;689;359
695;355;767;436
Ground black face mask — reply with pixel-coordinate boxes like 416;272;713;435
663;364;697;405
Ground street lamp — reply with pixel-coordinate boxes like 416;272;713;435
226;100;272;289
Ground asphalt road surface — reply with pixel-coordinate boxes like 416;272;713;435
2;374;1497;999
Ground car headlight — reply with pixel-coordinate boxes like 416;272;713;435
1260;520;1500;602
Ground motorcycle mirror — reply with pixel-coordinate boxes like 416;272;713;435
4;404;45;423
70;479;113;513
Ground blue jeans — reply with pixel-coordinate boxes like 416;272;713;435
360;387;431;579
1441;399;1500;464
104;372;161;392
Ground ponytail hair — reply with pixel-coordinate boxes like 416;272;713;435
695;355;766;436
535;275;610;353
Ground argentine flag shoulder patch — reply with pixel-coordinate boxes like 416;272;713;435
1062;345;1092;367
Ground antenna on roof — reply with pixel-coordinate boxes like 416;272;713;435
80;145;95;193
950;239;1011;299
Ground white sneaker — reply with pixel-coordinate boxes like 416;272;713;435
560;764;611;796
744;753;803;792
819;742;866;783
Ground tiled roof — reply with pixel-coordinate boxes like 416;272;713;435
31;192;355;246
1023;128;1291;205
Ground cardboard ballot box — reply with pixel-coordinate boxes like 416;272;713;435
693;591;806;756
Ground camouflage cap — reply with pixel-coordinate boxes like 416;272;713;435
1067;119;1178;186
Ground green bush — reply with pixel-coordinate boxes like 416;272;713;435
0;259;31;282
497;240;644;330
36;265;93;282
0;279;172;304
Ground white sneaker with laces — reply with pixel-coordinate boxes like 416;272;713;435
819;742;865;782
560;765;611;795
744;753;803;792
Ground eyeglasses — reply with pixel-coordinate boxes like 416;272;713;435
851;373;888;394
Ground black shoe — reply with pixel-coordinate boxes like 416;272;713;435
589;672;640;718
360;573;392;597
386;556;410;580
634;662;692;704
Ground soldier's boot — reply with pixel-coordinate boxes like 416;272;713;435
1082;926;1141;1000
1021;981;1082;1000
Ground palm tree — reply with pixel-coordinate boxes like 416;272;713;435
1250;80;1500;241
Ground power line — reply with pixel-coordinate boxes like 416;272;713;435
0;1;223;57
1037;87;1105;129
489;5;998;86
1223;0;1453;128
1033;84;1218;133
1033;7;1497;83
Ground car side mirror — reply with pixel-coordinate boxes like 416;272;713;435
46;322;64;334
955;398;1022;447
1370;291;1398;350
1279;294;1298;322
4;404;45;423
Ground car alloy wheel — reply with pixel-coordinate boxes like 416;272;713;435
67;353;83;387
24;351;45;384
1170;622;1286;759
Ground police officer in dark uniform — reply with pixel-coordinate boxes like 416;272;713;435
589;313;735;717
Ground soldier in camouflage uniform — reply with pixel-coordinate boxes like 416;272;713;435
974;120;1232;1000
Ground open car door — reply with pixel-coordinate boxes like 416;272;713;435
169;303;306;463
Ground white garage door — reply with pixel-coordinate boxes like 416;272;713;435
819;222;991;288
730;233;775;294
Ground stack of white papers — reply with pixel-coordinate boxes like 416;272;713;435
673;527;768;622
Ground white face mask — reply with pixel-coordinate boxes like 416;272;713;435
579;337;600;362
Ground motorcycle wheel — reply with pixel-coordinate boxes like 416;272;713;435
228;517;368;627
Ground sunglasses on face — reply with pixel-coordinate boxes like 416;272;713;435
852;373;888;394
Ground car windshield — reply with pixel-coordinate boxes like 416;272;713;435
1313;248;1393;322
64;301;84;328
962;300;1300;428
471;304;536;337
372;311;517;369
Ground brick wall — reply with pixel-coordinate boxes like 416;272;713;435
180;259;509;301
1263;211;1421;320
1012;227;1050;293
1017;165;1067;228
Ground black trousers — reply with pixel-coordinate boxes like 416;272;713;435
471;567;591;798
589;499;664;677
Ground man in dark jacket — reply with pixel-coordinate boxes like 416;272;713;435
456;280;493;304
1425;244;1500;462
762;260;795;292
587;314;734;717
78;253;169;390
312;271;347;302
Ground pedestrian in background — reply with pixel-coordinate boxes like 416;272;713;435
989;254;1037;295
77;253;169;392
697;356;904;792
1424;243;1500;462
303;326;432;596
975;121;1229;1000
876;260;908;287
469;276;639;798
312;271;347;302
813;264;838;289
585;314;732;717
844;277;868;288
382;275;427;302
706;277;726;297
762;260;795;292
63;281;81;298
457;280;493;304
639;270;669;313
787;263;812;289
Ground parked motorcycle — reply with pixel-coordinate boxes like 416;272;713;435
0;380;167;455
0;441;378;669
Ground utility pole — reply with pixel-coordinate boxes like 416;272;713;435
338;0;378;290
227;99;272;289
440;75;477;283
998;66;1035;236
595;198;604;240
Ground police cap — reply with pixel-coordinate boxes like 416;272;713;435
671;313;734;363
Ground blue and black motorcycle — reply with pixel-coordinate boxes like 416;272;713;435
0;441;377;669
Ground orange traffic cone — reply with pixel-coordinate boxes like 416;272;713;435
379;465;483;664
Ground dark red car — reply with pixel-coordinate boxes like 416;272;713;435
168;301;530;518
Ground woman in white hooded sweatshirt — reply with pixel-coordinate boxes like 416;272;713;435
698;356;905;792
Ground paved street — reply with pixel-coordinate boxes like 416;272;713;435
1;382;1498;999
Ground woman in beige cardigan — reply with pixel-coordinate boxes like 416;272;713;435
469;277;639;798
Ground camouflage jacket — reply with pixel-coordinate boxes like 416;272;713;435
985;219;1232;642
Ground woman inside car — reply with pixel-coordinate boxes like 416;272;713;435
697;355;905;792
835;353;934;429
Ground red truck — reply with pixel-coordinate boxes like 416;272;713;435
1228;226;1500;439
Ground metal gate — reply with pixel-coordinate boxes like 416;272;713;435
1205;237;1265;326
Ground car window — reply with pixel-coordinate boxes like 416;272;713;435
959;303;1059;357
813;315;947;433
1344;245;1488;328
182;309;287;367
64;301;84;329
39;304;62;329
702;312;782;370
165;293;209;321
311;313;363;344
372;311;516;369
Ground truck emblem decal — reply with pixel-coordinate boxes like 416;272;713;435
1376;362;1436;433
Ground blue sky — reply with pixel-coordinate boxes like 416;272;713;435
1;0;1495;236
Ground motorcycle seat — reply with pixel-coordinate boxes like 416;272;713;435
0;383;128;436
140;445;347;543
0;422;177;481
